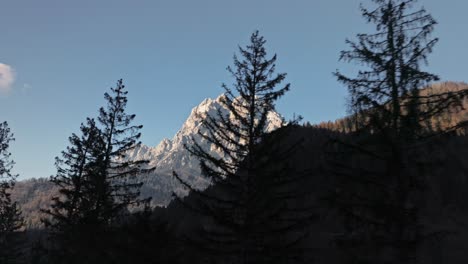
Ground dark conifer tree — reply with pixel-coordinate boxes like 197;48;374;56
330;0;468;263
0;122;23;264
44;79;154;263
335;0;457;136
174;31;313;264
95;79;154;223
42;118;105;263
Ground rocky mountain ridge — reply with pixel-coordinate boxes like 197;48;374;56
134;94;283;205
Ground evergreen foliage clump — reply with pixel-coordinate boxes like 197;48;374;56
43;80;154;263
174;31;314;264
0;122;23;264
330;0;468;263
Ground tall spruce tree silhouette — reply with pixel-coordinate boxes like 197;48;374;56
44;79;154;263
174;31;314;264
329;0;468;263
96;79;154;222
42;118;105;263
0;122;23;264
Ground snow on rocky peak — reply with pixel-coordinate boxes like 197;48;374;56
131;94;284;206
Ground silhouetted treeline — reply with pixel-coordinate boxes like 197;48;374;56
6;111;468;263
3;1;468;263
0;121;24;263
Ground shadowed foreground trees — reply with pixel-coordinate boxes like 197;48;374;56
329;0;468;263
4;7;468;263
173;31;315;264
0;122;23;264
42;80;155;264
41;118;105;263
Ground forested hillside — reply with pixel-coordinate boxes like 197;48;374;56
1;1;468;263
12;81;468;229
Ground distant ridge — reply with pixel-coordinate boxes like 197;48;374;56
314;81;468;133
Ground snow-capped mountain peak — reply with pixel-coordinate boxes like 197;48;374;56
130;94;283;206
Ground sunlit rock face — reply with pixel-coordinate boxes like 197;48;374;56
129;94;283;206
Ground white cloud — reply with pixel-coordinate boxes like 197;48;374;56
0;63;16;94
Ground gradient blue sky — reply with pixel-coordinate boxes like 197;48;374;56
1;0;467;179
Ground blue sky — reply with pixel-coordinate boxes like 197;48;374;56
1;0;467;179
